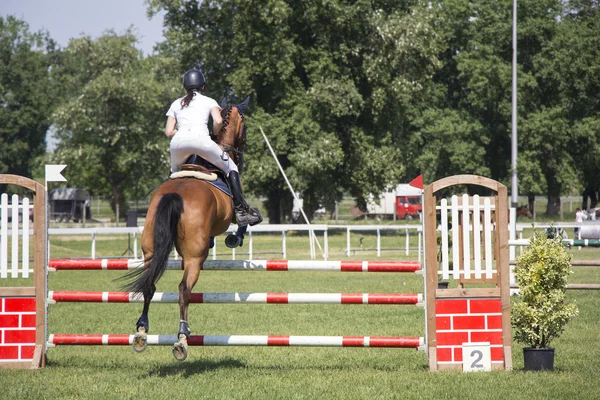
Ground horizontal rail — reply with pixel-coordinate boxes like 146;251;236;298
509;239;600;247
566;284;600;290
510;260;600;267
47;291;422;305
512;284;600;290
47;334;425;348
48;259;422;273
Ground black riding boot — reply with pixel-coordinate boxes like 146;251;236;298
228;171;263;226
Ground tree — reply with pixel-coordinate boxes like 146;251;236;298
421;0;582;215
147;0;444;221
50;32;178;216
520;0;600;214
0;16;56;179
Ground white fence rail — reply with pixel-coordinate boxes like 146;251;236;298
44;222;597;261
2;212;597;263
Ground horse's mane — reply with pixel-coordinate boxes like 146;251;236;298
219;104;247;172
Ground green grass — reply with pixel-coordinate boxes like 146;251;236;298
1;233;600;399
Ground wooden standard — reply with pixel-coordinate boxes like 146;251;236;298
424;175;512;371
0;175;47;369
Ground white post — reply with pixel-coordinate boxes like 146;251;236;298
417;230;422;264
509;208;516;261
282;231;286;259
249;231;253;260
377;228;381;257
324;230;328;260
510;0;518;264
11;194;19;278
22;197;30;278
212;237;217;260
0;194;7;278
133;232;138;259
91;233;96;259
346;227;350;256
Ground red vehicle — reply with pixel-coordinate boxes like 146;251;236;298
364;184;422;220
394;184;422;220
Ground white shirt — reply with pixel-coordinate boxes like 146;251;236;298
576;210;586;223
166;92;219;135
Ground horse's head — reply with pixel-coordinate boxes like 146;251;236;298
217;97;249;172
517;205;533;218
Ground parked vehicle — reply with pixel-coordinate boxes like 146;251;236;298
49;188;92;222
365;184;422;220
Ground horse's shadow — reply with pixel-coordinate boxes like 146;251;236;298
147;358;246;377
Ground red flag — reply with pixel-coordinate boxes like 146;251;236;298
408;174;423;189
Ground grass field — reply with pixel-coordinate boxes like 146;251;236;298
1;231;600;399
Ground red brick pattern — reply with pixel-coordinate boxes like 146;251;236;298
0;297;37;363
435;298;503;367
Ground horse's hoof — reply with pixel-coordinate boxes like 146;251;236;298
133;330;147;353
172;334;188;361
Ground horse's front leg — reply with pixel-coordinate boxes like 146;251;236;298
133;284;156;352
172;256;203;361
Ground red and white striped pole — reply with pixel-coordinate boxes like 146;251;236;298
48;259;421;273
48;291;423;305
48;334;425;348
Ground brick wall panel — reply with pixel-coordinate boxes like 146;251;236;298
453;315;486;330
0;346;19;360
436;299;468;314
4;298;36;313
469;299;501;313
487;315;502;329
471;331;503;345
436;316;451;330
454;347;463;362
21;345;35;359
491;346;505;361
4;329;36;344
0;315;20;328
436;347;452;362
436;331;469;346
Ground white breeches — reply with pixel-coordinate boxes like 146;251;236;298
169;126;238;175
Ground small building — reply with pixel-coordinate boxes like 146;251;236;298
49;188;91;222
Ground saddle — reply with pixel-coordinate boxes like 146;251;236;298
169;155;223;182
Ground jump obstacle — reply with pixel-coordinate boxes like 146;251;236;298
1;174;515;371
48;291;423;305
47;258;421;272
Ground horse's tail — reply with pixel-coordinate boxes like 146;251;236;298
124;193;183;295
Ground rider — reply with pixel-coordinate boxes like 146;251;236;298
165;67;262;226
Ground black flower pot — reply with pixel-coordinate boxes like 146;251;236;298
438;281;449;289
523;347;555;371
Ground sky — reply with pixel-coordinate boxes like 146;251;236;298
2;0;165;55
2;0;166;151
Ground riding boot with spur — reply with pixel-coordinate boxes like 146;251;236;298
228;171;263;226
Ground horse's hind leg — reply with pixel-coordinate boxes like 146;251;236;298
133;283;156;352
172;256;204;361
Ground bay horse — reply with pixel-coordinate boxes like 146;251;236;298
124;99;249;361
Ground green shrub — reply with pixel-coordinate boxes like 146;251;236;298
511;230;579;348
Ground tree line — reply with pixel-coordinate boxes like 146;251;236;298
1;0;599;220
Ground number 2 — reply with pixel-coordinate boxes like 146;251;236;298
470;350;484;369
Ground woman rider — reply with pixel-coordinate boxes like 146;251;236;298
165;67;262;227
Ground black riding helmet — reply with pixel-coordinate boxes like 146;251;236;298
183;68;206;91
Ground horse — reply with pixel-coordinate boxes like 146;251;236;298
124;98;249;361
516;205;532;218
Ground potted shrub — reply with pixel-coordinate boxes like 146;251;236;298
512;230;579;371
